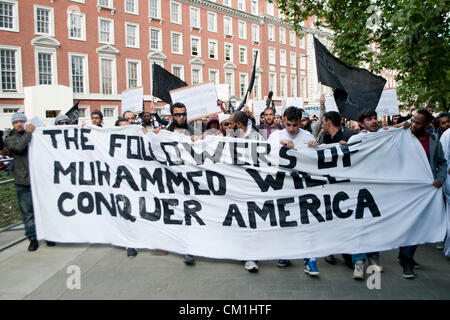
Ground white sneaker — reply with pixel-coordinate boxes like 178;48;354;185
353;261;364;280
244;261;259;273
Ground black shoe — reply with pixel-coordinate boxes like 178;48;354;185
28;238;39;251
343;254;353;269
184;254;195;266
46;241;56;247
325;255;336;265
127;248;137;258
402;266;415;279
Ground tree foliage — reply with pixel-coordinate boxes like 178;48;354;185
273;0;450;111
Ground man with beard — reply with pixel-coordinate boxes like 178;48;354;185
433;113;450;139
165;102;195;136
257;107;283;139
219;113;231;136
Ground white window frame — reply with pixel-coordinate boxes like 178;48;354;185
126;59;142;89
171;31;183;55
290;75;298;97
171;64;185;81
68;52;90;94
190;6;200;29
238;20;247;40
124;0;139;15
78;104;90;119
300;55;306;70
207;11;217;33
170;1;182;25
237;0;246;12
280;49;287;67
268;47;276;65
223;16;233;36
191;66;203;85
148;0;161;19
224;43;233;62
208;39;218;60
290;52;296;68
125;22;140;48
251;0;258;15
101;105;118;119
279;27;286;44
34;4;54;37
208;68;219;84
98;54;117;95
0;0;19;32
35;47;58;86
269;72;277;97
280;73;287;97
290;30;296;47
239;46;247;65
223;0;231;7
190;36;201;57
98;17;115;45
267;2;274;16
225;70;234;96
149;27;162;51
268;24;275;41
252;24;259;43
239;72;248;98
0;45;22;94
300;36;306;49
253;74;261;100
67;11;86;41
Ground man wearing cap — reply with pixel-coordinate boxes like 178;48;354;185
55;114;71;126
5;113;39;251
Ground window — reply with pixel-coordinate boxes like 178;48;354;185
223;17;232;36
78;105;89;118
149;0;161;19
125;0;138;14
100;57;116;95
280;74;287;97
225;71;234;96
125;23;139;48
172;65;184;80
300;55;306;69
37;52;53;85
171;32;182;54
238;21;246;39
191;67;202;85
239;46;247;64
224;43;233;62
279;27;286;44
252;24;259;42
269;72;277;96
238;0;245;11
267;2;274;16
251;0;258;15
207;12;217;32
300;77;306;98
280;50;287;67
68;11;86;41
190;7;200;28
99;18;114;44
300;36;306;49
223;0;231;6
254;74;261;99
191;36;201;57
208;40;218;60
0;1;18;32
290;75;298;97
150;28;162;51
98;0;112;8
290;31;296;47
0;47;21;92
268;24;275;41
102;105;118;118
252;49;260;66
69;54;89;94
127;60;141;89
268;47;276;65
290;52;296;68
34;5;54;36
209;69;219;84
170;1;181;24
239;73;248;98
2;106;20;113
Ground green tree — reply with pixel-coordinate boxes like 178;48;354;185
273;0;450;111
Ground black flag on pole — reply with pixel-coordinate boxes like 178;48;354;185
314;37;386;121
152;63;187;105
65;101;80;124
236;51;259;112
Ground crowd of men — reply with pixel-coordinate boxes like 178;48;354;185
3;96;449;281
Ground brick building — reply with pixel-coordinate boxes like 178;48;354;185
0;0;335;127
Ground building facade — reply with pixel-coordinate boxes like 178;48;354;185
0;0;332;127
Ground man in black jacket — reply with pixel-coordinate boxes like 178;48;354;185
4;113;39;251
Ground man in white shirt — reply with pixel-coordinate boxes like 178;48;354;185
267;107;320;276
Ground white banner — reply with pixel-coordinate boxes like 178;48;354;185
29;127;446;260
121;87;144;113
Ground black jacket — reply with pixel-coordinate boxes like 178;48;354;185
5;130;32;185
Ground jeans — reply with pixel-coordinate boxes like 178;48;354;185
398;246;417;268
351;252;379;266
15;184;36;238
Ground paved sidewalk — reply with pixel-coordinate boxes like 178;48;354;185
0;241;449;300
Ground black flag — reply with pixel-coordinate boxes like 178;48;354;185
314;37;386;120
236;51;259;112
65;101;80;124
152;63;187;104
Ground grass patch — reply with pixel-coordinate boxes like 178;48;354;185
0;172;21;229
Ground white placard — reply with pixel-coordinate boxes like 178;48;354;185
285;97;304;109
121;87;144;113
325;96;339;112
253;100;268;117
215;84;230;101
170;83;219;120
376;89;399;116
29;117;44;128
